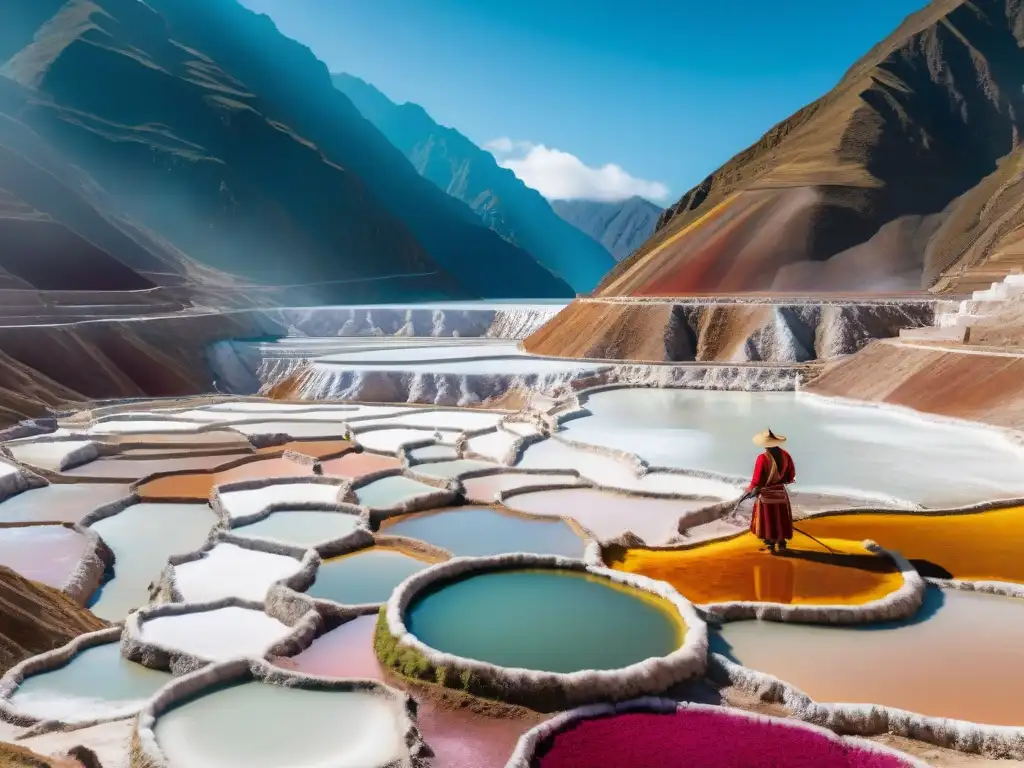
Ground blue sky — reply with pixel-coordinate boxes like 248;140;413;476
237;0;927;204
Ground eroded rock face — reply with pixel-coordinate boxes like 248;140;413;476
599;0;1024;296
523;300;935;363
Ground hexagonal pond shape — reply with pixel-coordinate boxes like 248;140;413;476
0;483;129;524
171;543;305;603
0;524;90;590
502;487;715;546
461;472;581;503
144;663;418;768
216;482;343;520
306;546;434;606
6;639;170;723
354;476;440;509
136;457;315;501
520;703;922;768
137;606;295;664
378;506;587;558
87;503;218;622
320;451;402;478
610;533;906;608
231;509;362;548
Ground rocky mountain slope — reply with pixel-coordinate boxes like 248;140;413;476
333;73;615;293
598;0;1024;296
551;197;661;262
0;0;572;304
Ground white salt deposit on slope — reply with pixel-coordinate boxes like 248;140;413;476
465;430;520;463
560;389;1024;507
217;483;342;520
139;607;293;662
171;544;302;602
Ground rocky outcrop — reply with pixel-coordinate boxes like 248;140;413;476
523;299;935;362
0;0;572;302
551;197;662;262
599;0;1024;296
333;73;615;294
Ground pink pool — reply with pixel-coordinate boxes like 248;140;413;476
535;710;916;768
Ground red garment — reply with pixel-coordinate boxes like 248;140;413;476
747;449;795;542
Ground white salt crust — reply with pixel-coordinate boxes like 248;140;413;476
381;553;708;710
504;697;930;768
130;658;430;768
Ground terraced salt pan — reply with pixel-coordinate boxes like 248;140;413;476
153;681;408;768
217;482;342;520
410;459;497;478
232;510;361;547
6;440;95;471
517;440;737;497
173;407;362;423
713;586;1024;726
466;430;521;462
256;439;352;460
379;507;587;558
355;476;439;509
139;607;293;662
0;484;128;524
312;342;606;375
359;410;505;430
284;615;381;679
87;420;207;435
171;544;303;603
0;524;88;590
503;488;713;545
228;421;351;439
320;451;402;477
461;472;584;503
562;389;1024;507
406;569;682;673
137;457;315;500
8;642;169;722
354;428;459;453
64;453;252;480
307;547;431;606
408;444;459;462
87;503;218;622
198;401;411;419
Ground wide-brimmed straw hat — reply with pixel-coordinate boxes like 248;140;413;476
752;428;787;448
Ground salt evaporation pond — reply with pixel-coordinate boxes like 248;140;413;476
153;681;408;768
0;484;129;524
137;457;314;500
0;524;88;589
8;642;170;722
503;488;713;545
408;445;459;462
140;607;293;663
172;544;303;603
320;452;402;477
63;453;251;480
232;510;361;547
560;389;1024;506
406;569;682;673
5;440;95;471
358;409;504;430
355;476;438;508
354;428;459;453
461;472;583;502
87;503;218;622
217;482;342;519
411;459;496;478
712;586;1024;726
286;615;381;679
380;507;586;558
307;548;431;605
229;421;350;439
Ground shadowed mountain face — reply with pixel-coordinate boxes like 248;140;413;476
333;73;616;294
551;197;662;262
0;0;574;303
600;0;1024;297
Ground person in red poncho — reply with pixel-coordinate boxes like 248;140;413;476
746;428;795;554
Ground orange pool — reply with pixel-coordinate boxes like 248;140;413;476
136;456;314;500
801;506;1024;585
320;452;401;478
609;533;904;606
256;440;353;459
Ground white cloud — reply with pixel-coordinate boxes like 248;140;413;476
485;137;669;203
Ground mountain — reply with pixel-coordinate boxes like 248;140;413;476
551;197;662;262
0;0;573;304
599;0;1024;297
333;73;616;294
